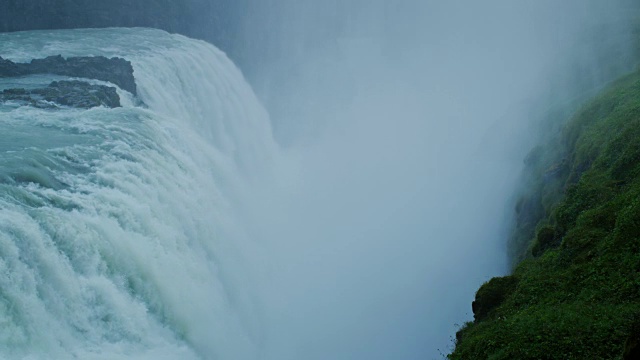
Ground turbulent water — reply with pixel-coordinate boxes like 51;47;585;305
0;28;276;359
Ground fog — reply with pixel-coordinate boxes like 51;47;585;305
226;1;635;359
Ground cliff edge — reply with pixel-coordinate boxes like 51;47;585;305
449;69;640;360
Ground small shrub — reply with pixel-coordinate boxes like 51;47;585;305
472;276;519;321
531;225;557;257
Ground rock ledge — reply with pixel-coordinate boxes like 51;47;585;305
0;55;136;95
1;80;121;109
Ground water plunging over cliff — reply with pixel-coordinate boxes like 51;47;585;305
0;28;276;359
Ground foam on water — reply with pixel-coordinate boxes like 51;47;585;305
0;28;276;359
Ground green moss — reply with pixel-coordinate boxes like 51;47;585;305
472;276;519;322
450;69;640;359
531;225;557;257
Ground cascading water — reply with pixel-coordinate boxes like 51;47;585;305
0;28;275;359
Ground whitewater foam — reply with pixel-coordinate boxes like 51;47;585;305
0;28;275;359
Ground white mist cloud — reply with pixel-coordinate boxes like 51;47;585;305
233;1;634;359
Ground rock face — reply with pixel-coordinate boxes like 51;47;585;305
1;80;121;109
0;55;136;95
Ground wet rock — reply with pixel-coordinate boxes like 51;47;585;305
1;80;121;109
0;55;136;95
0;57;26;76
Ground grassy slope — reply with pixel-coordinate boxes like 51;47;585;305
449;70;640;359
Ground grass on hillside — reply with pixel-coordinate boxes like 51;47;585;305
449;70;640;360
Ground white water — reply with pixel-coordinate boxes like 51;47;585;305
0;28;276;359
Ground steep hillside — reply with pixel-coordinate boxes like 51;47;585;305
450;69;640;359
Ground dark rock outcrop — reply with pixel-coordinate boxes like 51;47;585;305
0;57;24;76
471;275;519;322
0;55;136;95
1;80;120;109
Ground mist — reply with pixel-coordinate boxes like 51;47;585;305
226;1;637;359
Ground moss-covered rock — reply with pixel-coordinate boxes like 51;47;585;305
472;276;519;322
531;225;558;257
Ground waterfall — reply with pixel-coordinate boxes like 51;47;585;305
0;28;274;359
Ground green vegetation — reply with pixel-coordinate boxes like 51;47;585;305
449;70;640;359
